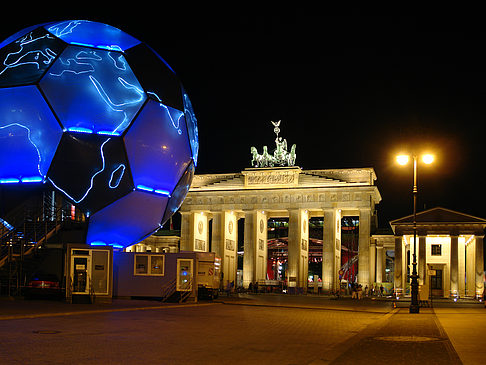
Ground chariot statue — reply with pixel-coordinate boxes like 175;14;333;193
250;120;297;168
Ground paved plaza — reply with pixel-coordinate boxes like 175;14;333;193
0;294;484;364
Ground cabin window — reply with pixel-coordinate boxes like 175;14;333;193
134;255;165;276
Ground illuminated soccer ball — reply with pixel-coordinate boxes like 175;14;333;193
0;20;198;248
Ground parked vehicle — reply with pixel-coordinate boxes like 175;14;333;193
197;254;221;299
24;273;62;299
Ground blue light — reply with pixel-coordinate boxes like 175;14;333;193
154;189;171;196
90;241;107;246
0;178;20;184
0;218;14;230
97;130;120;136
67;127;93;134
136;185;171;197
21;176;43;183
110;243;124;249
136;185;153;192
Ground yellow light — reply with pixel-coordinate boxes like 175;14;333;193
422;154;434;164
396;155;409;165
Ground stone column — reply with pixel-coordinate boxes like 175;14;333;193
322;209;339;292
242;210;256;288
211;212;223;259
475;235;484;298
179;211;208;252
466;240;476;296
254;211;268;283
222;211;237;287
358;209;371;286
450;235;459;297
288;209;309;291
376;244;383;283
394;235;403;295
370;240;376;284
418;235;427;285
179;211;192;251
458;238;466;297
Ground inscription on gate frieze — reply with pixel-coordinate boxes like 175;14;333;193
242;168;300;188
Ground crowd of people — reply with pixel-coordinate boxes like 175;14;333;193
349;283;385;299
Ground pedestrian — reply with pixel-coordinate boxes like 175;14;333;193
248;282;253;293
380;284;384;297
364;285;368;297
351;283;357;299
226;281;231;296
358;285;363;300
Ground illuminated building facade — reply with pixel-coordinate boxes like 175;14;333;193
389;207;486;299
179;166;382;291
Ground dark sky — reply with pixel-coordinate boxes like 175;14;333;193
2;10;486;228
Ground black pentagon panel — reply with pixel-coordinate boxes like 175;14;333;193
124;43;183;111
161;161;195;226
0;27;66;87
47;133;133;214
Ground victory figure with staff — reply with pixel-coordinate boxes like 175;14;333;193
250;120;297;168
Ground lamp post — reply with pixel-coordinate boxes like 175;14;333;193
397;153;434;314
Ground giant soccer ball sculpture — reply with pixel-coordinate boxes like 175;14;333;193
0;20;198;248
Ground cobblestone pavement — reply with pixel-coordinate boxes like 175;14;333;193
329;307;462;365
0;295;482;364
434;307;486;365
0;297;388;364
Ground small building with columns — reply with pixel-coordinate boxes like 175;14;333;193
389;207;486;299
178;166;381;292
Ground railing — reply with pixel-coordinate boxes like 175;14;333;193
179;277;194;303
160;277;194;303
0;189;86;296
0;189;81;267
161;278;177;302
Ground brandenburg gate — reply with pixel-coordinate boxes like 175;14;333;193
179;121;382;291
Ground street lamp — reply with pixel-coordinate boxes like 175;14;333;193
396;153;434;314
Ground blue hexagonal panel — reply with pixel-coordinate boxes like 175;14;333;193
0;27;66;87
40;45;147;135
0;86;63;183
86;190;168;248
45;20;141;51
124;99;192;195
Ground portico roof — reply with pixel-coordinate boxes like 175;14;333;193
389;207;486;235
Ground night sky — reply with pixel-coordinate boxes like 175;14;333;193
2;10;486;229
